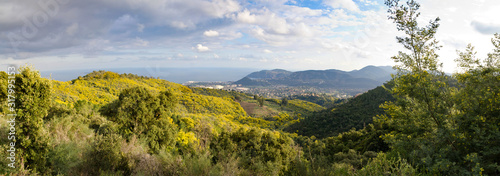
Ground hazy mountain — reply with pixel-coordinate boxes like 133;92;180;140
235;65;394;90
246;69;292;79
234;77;272;86
274;70;380;89
348;65;395;82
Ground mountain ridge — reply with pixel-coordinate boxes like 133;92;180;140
235;65;395;91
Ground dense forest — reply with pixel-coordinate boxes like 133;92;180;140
1;0;500;175
285;83;395;138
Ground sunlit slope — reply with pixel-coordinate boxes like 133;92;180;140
51;71;246;118
51;71;188;104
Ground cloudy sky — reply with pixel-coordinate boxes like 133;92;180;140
1;0;499;73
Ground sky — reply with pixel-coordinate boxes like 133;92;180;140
1;0;500;74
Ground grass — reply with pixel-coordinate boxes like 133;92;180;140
237;100;279;118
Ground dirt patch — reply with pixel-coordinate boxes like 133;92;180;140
237;100;279;117
238;101;256;115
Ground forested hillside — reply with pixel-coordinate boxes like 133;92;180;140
285;83;395;138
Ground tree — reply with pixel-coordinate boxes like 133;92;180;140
257;96;265;107
81;133;129;175
114;87;158;136
381;1;500;174
453;34;500;175
105;87;178;153
14;66;51;173
0;71;7;113
379;0;459;174
280;97;288;110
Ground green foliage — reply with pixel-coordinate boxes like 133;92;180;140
290;123;390;173
47;142;83;175
379;0;500;175
181;152;215;176
326;123;390;155
235;116;272;129
451;33;500;175
288;93;338;108
190;87;250;101
273;112;294;129
0;71;7;112
288;84;394;138
257;96;265;107
257;97;324;119
43;103;98;175
14;66;52;173
102;87;178;153
280;97;289;107
265;97;281;104
210;127;297;175
80;133;129;175
357;153;419;176
287;99;326;115
380;0;461;174
114;87;159;135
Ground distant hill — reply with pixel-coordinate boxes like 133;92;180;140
348;65;395;82
234;77;272;86
235;65;395;90
246;69;292;79
274;70;380;89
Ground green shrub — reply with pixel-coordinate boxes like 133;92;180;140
47;142;83;175
356;153;419;176
79;134;129;175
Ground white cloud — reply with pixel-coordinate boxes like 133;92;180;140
127;0;241;28
137;24;145;32
219;31;243;40
471;20;500;35
263;49;273;53
171;21;190;29
65;23;79;36
359;0;378;6
194;44;210;52
203;30;220;37
235;9;256;23
323;0;360;12
233;9;290;34
133;37;149;47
